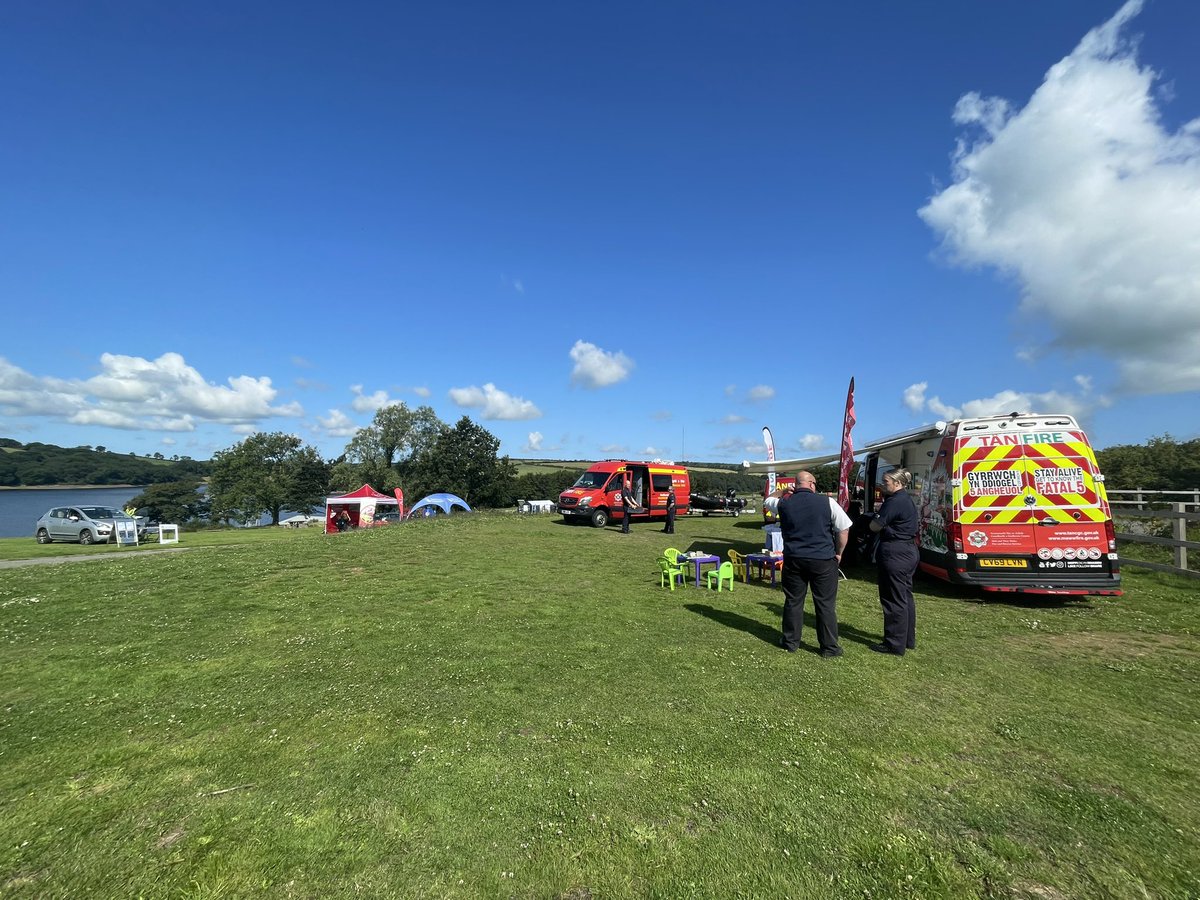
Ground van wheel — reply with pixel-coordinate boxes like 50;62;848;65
733;509;740;517
36;528;52;544
79;529;95;545
590;509;609;528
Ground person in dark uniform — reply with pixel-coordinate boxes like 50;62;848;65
869;468;920;655
620;480;639;533
663;490;676;534
777;470;852;658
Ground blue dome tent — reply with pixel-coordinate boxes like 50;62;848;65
406;493;472;518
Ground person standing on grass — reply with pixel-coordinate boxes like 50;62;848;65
620;479;639;534
663;490;676;534
777;470;851;658
869;468;919;656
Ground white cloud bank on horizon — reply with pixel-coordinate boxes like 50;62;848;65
919;0;1200;394
448;382;541;420
902;381;1106;424
0;352;302;432
569;340;634;388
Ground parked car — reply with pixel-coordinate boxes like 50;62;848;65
34;506;142;545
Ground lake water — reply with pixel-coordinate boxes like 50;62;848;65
0;487;318;539
0;486;147;539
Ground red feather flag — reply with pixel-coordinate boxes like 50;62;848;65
837;377;856;511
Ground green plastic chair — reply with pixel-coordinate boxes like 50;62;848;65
706;560;735;592
658;555;685;590
663;547;682;565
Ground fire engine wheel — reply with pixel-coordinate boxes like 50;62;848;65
590;509;609;528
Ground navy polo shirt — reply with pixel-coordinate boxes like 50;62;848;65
778;489;837;559
874;490;918;542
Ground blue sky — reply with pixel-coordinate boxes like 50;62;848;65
2;0;1198;464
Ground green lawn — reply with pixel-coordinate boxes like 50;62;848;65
1;513;1196;898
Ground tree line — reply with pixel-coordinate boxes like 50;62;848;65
1095;435;1200;491
19;426;1195;526
128;406;525;526
0;439;209;487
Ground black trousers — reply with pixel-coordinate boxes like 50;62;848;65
663;509;675;533
780;556;841;653
877;542;918;653
621;507;630;533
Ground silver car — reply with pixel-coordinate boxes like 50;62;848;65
35;506;141;545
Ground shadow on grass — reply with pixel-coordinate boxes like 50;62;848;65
759;601;879;649
684;603;779;648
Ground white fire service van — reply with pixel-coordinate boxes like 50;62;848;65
745;412;1121;596
861;414;1121;596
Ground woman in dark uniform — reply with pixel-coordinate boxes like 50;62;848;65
869;468;919;655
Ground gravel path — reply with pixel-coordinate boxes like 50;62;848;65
0;547;190;568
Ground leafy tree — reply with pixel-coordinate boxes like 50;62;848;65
1097;434;1200;491
505;469;581;506
334;403;447;492
126;480;210;524
208;433;329;525
409;417;516;507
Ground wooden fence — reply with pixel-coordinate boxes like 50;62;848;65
1107;490;1200;579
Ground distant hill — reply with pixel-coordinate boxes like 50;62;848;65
0;439;211;487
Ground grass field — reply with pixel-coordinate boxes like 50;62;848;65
1;512;1197;898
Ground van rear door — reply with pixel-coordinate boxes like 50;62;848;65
954;430;1116;578
954;439;1037;570
1023;436;1115;577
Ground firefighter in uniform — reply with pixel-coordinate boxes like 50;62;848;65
777;471;851;657
869;468;919;655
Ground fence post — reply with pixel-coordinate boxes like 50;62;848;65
1174;503;1188;572
1136;488;1144;510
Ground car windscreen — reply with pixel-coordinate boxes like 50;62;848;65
79;507;121;518
572;471;611;489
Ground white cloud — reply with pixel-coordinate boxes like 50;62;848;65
0;353;301;432
412;386;431;398
903;382;928;414
641;446;672;459
919;0;1200;395
721;414;751;425
569;340;634;388
904;385;1099;423
350;385;396;413
746;385;775;402
316;409;359;438
712;436;766;457
797;434;826;452
448;383;541;420
525;431;544;452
